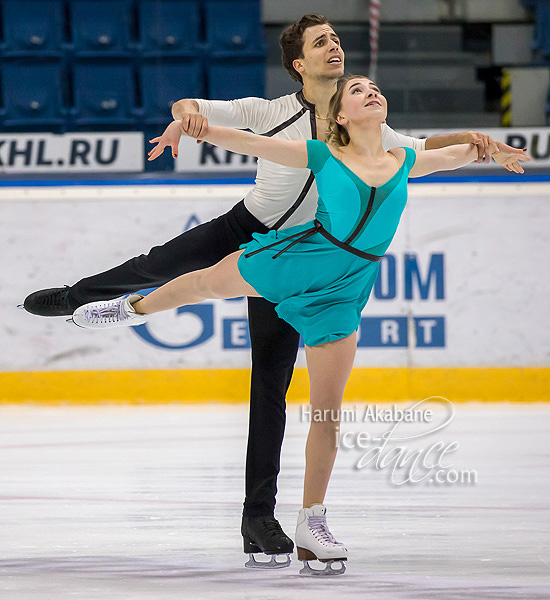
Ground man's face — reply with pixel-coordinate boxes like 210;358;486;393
293;24;345;83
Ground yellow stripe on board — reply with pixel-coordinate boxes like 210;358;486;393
501;68;512;127
1;368;548;404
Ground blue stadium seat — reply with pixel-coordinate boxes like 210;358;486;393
204;0;266;57
522;0;550;58
138;0;201;56
68;0;133;57
0;60;66;127
71;60;137;126
140;59;203;123
535;0;550;58
207;57;265;100
1;0;64;57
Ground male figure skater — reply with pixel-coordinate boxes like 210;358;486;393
23;14;527;567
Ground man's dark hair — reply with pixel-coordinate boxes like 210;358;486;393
279;14;331;84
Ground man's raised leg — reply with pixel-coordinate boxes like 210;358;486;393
23;201;261;315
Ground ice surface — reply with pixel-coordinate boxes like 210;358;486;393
0;402;549;599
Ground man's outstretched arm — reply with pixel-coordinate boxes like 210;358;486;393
171;99;200;119
171;96;276;134
425;130;529;171
384;125;530;174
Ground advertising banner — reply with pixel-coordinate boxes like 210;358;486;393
175;136;258;173
2;181;549;372
174;127;550;174
1;128;545;175
406;127;550;167
0;133;144;173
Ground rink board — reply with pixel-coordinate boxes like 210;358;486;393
2;181;549;403
2;367;549;404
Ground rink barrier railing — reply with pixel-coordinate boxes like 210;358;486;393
1;367;549;404
1;174;550;186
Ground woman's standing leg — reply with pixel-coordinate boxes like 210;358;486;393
303;332;357;507
295;332;356;574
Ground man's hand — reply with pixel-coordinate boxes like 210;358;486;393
179;112;209;140
463;131;529;165
463;131;493;163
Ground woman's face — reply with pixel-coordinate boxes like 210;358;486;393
337;78;387;127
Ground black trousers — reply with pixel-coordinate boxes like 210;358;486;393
69;200;301;518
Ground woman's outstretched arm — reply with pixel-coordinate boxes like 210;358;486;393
410;142;529;177
149;119;308;168
410;142;491;178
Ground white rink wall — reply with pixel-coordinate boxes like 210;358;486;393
2;181;549;373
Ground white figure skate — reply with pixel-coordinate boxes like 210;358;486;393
71;294;147;329
295;504;347;576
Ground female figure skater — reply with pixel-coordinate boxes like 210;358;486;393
72;75;513;575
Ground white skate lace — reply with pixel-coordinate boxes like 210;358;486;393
84;300;129;324
307;516;342;546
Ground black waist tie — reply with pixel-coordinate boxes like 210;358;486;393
244;219;384;262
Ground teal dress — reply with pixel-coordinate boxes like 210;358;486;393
237;139;417;347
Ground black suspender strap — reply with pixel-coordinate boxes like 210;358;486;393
262;107;307;138
296;90;318;140
271;171;316;231
270;90;318;231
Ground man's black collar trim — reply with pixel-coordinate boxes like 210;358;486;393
296;90;315;112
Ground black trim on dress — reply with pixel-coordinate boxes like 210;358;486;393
345;187;377;244
244;219;383;263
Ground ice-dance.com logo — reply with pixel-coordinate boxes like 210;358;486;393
300;397;478;486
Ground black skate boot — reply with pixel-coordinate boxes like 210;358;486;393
242;515;294;569
22;287;75;316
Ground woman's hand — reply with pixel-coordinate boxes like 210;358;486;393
148;115;209;161
148;121;184;160
490;142;531;174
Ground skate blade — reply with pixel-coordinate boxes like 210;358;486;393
66;317;83;328
299;559;346;576
18;304;71;318
245;553;291;569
